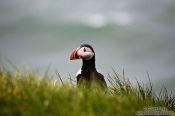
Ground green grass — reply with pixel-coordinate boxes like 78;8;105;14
0;67;174;116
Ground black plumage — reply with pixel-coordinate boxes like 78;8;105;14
75;44;107;89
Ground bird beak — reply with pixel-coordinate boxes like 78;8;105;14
70;48;80;60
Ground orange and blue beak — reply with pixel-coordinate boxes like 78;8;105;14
70;48;81;60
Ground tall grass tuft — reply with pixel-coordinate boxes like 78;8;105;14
0;66;174;115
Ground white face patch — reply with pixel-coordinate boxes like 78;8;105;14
78;47;94;60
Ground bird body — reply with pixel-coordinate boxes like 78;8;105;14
76;68;81;77
70;44;107;89
76;70;107;89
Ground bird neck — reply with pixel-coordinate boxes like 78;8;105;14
81;56;96;76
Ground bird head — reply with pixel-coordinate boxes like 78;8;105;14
70;44;95;60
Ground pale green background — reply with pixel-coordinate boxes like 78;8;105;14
0;0;175;92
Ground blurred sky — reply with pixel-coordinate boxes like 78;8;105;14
0;0;175;91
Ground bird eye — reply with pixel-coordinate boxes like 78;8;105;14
84;48;86;52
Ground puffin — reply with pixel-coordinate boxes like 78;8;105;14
70;44;107;89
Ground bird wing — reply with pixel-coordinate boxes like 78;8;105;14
97;72;107;88
76;73;81;85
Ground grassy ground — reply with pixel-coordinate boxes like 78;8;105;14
0;67;174;116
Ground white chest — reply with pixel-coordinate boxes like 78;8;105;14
76;68;82;77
